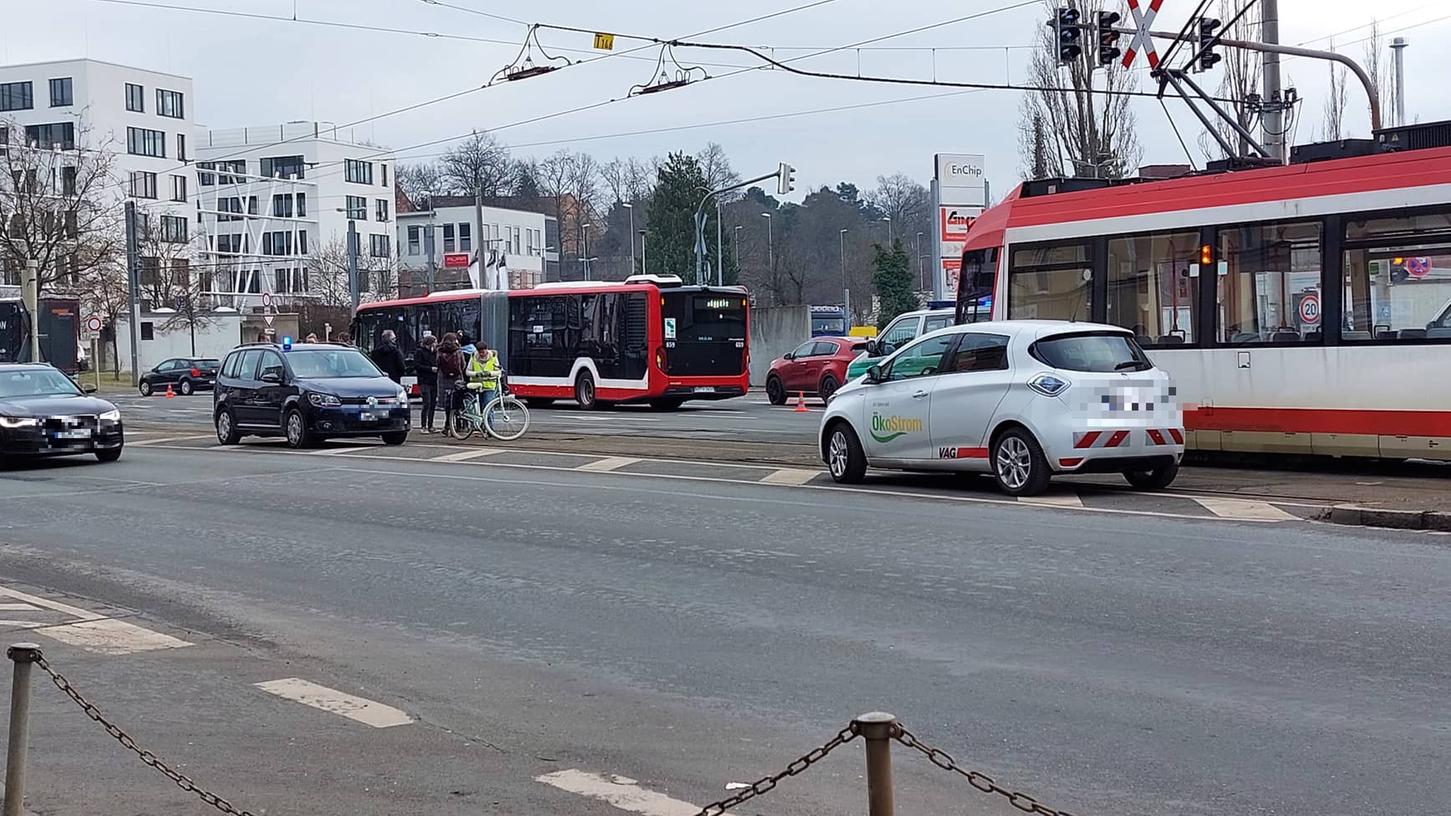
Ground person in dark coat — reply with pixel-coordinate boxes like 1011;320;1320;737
414;334;439;433
370;329;407;383
436;333;467;434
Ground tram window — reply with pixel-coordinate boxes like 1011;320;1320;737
1106;231;1199;344
1008;266;1092;321
1012;243;1088;267
1343;211;1451;341
1217;221;1322;344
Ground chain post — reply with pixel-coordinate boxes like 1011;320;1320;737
3;643;42;816
852;711;898;816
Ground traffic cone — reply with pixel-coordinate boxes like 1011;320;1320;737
794;391;809;413
165;384;175;399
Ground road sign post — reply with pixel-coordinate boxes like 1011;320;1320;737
81;314;104;390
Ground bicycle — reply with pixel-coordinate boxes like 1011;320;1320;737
448;383;531;442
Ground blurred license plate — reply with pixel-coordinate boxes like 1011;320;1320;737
693;386;715;393
358;412;375;422
53;430;89;440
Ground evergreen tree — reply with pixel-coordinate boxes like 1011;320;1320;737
872;239;916;328
643;152;727;284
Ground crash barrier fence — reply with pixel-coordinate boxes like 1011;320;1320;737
2;643;1078;816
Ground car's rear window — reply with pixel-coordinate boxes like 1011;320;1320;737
1031;332;1152;372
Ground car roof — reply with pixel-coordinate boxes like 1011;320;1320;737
230;342;358;352
931;320;1133;340
0;363;57;371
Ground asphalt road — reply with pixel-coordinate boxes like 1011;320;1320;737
0;443;1448;815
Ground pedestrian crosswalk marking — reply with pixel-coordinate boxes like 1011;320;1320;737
760;468;820;486
128;434;215;446
536;769;698;816
33;618;192;656
1020;492;1085;509
0;586;105;621
254;678;413;728
576;456;641;473
430;448;503;462
1191;496;1298;521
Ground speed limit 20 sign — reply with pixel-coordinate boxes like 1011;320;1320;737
1298;293;1321;325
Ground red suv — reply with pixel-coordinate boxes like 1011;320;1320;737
765;337;868;405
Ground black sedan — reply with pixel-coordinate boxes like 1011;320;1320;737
139;357;220;397
0;364;124;464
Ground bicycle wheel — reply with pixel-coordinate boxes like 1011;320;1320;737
484;396;531;441
449;411;478;441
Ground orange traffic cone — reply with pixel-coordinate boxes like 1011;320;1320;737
794;391;809;413
165;384;175;399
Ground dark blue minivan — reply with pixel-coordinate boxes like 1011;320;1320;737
214;342;410;448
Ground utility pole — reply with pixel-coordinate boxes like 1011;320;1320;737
424;219;437;293
762;213;774;274
639;229;648;275
732;225;742;279
124;202;141;384
839;228;850;321
715;200;724;287
1260;0;1286;162
915;231;925;291
582;223;591;281
624;202;636;274
346;218;360;312
474;185;486;287
22;259;38;364
1391;37;1408;126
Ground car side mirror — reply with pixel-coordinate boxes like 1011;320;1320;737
783;352;795;361
260;371;283;384
864;340;880;356
865;365;884;384
81;384;97;394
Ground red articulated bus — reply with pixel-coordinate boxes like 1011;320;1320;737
353;275;751;410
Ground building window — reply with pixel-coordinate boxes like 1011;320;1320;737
459;222;472;252
272;194;293;218
381;163;388;187
197;161;214;186
345;195;367;220
376;199;389;222
140;322;155;341
126;127;166;158
216;197;243;221
49;78;73;107
156;89;184;119
1218;221;1322;344
125;83;144;112
231;270;261;294
0;82;33;112
442;224;456;253
129;171;158;199
1343;210;1451;341
170;174;187;202
64;211;78;238
407;225;421;255
216;160;245;185
260;155;306;180
344;159;374;185
298;229;308;254
1106;230;1200;345
370;234;391;258
177;133;187;162
160;215;188;244
215;234;247;254
25;122;75;150
262;232;295;256
61;166;76;196
295;193;307;217
275;268;309;294
0;126;8;157
1008;242;1092;322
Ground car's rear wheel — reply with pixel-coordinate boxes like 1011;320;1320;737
992;428;1052;496
94;448;122;463
284;408;312;449
215;408;241;445
524;398;555;409
139;381;153;397
818;374;840;403
765;376;786;406
178;378;194;396
1124;461;1180;491
826;423;867;484
381;431;408;446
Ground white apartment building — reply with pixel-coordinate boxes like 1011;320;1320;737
396;196;552;294
0;58;199;294
194;121;395;311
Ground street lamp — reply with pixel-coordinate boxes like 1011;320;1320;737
881;216;894;243
581;222;592;281
732;225;742;278
622;202;636;274
839;228;850;322
915;231;925;291
638;229;648;276
761;212;774;274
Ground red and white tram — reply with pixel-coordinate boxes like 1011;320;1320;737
955;133;1451;461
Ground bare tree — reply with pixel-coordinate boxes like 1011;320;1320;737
396;161;446;208
441;131;512;197
600;157;629;205
1196;0;1263;159
1363;21;1392;130
306;238;355;308
625;157;655;203
0;119;124;296
1322;38;1349;141
1018;0;1142;178
696;142;741;196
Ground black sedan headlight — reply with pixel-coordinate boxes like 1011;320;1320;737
100;409;121;423
0;416;40;429
307;393;342;408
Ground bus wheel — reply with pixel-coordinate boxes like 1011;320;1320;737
575;372;599;410
525;398;556;409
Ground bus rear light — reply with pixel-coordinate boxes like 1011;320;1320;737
656;348;667;371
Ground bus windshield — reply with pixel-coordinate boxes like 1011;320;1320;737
811;316;848;335
956;247;999;324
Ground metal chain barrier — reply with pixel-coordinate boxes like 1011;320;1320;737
894;725;1077;816
690;725;857;816
34;656;261;816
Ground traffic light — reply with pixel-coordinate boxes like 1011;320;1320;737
1097;11;1121;66
1054;7;1082;64
1198;17;1223;71
776;162;796;196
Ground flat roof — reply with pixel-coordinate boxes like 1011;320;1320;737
0;57;193;82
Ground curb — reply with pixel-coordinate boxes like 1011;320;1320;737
1326;505;1451;532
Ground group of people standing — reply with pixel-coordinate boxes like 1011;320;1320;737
373;330;499;435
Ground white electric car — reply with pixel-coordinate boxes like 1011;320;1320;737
819;321;1184;496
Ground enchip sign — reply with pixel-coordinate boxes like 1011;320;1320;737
933;152;987;301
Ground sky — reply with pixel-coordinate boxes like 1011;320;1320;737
3;0;1449;202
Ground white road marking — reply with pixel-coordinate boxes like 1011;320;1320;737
127;434;215;446
577;456;642;473
253;678;413;728
0;620;50;629
760;468;820;486
0;586;105;621
430;449;503;462
34;618;192;656
1020;492;1085;509
1191;496;1298;521
559;415;662;423
0;603;40;611
536;769;698;816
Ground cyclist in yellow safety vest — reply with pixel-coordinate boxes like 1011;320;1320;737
465;342;502;408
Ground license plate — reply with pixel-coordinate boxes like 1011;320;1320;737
693;386;715;394
53;430;90;440
358;412;375;422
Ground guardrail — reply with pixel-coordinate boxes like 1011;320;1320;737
2;643;1078;815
